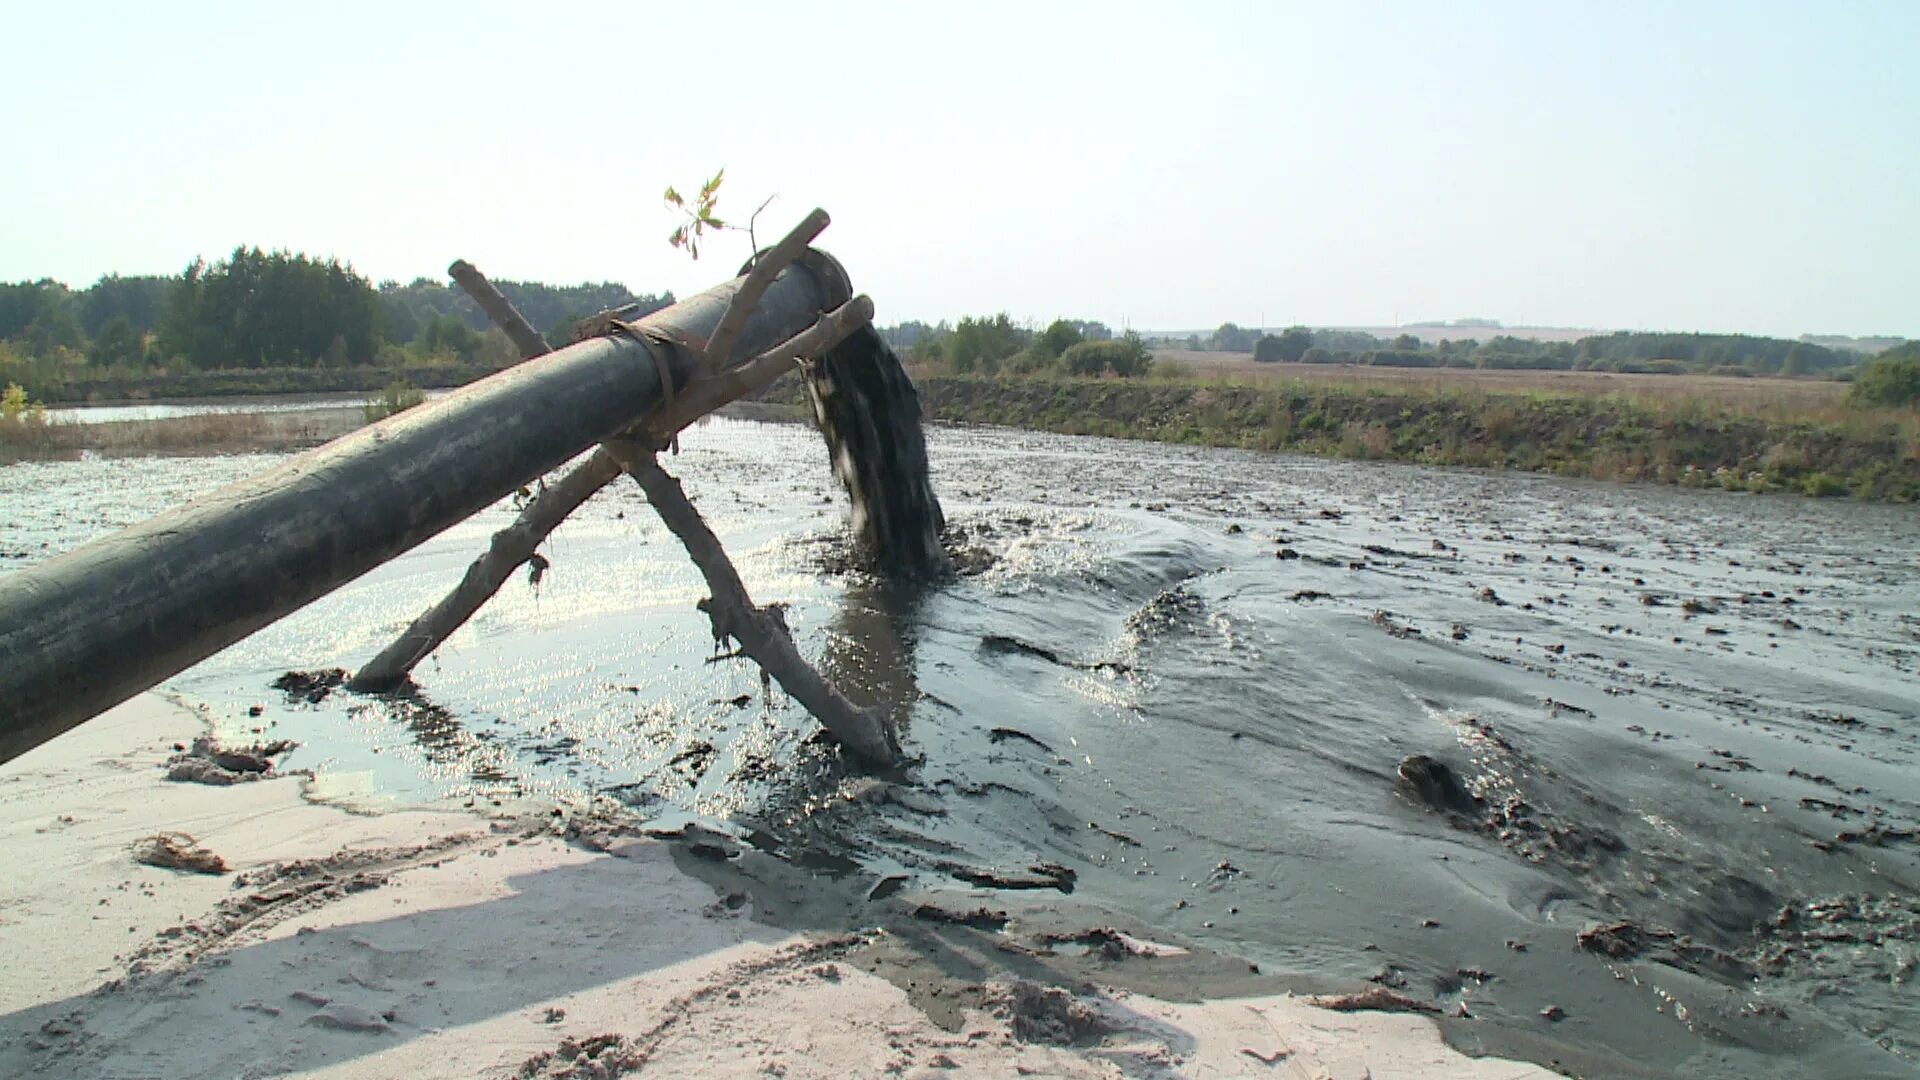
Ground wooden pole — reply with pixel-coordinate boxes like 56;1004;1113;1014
448;259;549;360
605;441;900;768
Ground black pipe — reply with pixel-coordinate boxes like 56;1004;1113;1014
0;251;851;763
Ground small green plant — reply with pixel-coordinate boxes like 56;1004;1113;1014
365;379;424;421
664;168;775;261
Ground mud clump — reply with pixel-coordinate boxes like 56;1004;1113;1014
912;904;1010;931
131;832;227;875
1577;919;1655;959
272;669;347;704
1397;754;1480;817
985;979;1115;1045
165;735;297;785
944;861;1077;893
1311;986;1441;1015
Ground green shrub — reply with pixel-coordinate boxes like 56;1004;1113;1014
365;379;425;421
1060;337;1153;378
1848;353;1920;408
1802;473;1847;497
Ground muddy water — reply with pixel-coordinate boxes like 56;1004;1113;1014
3;418;1916;1078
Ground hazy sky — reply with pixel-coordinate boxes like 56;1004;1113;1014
6;1;1915;336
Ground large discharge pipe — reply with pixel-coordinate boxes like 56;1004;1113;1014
0;252;852;764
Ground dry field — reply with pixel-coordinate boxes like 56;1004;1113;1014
1152;349;1852;415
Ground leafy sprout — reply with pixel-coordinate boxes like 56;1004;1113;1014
665;169;776;262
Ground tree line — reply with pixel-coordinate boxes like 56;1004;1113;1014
0;248;672;378
886;315;1152;378
1176;322;1888;380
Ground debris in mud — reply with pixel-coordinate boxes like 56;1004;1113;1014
519;1032;641;1079
912;903;1010;931
988;727;1056;755
1275;547;1300;560
984;979;1115;1044
1288;589;1333;602
131;832;227;875
1475;585;1506;605
272;668;347;704
1311;987;1440;1015
1369;610;1421;638
1126;584;1208;640
867;875;909;901
303;1003;389;1033
1397;755;1480;816
668;741;717;778
165;735;297;785
978;635;1130;675
1087;820;1142;847
943;861;1077;893
1038;927;1148;961
1575;919;1758;982
1577;920;1655;959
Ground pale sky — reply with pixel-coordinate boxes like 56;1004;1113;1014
5;1;1915;337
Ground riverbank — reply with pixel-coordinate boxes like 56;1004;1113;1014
895;374;1920;501
12;367;1916;501
0;695;1558;1078
12;363;496;406
0;405;363;463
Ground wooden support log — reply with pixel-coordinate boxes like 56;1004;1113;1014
605;440;901;769
349;449;622;692
448;259;549;360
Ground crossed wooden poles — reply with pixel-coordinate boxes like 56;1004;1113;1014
348;210;899;767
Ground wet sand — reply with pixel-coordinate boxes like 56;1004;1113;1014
0;694;1556;1078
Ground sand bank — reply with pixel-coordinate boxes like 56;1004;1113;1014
0;695;1555;1078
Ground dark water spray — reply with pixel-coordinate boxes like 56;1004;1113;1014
803;326;948;580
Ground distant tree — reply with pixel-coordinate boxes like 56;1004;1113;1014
79;274;174;336
159;247;379;368
416;314;482;361
1254;325;1314;363
946;314;1030;373
87;315;145;367
0;280;85;353
1209;322;1255;353
1781;343;1812;377
1391;333;1421;351
1313;328;1387;352
1035;318;1085;359
1184;334;1202;351
881;320;937;350
1066;319;1112;342
1300;347;1334;364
